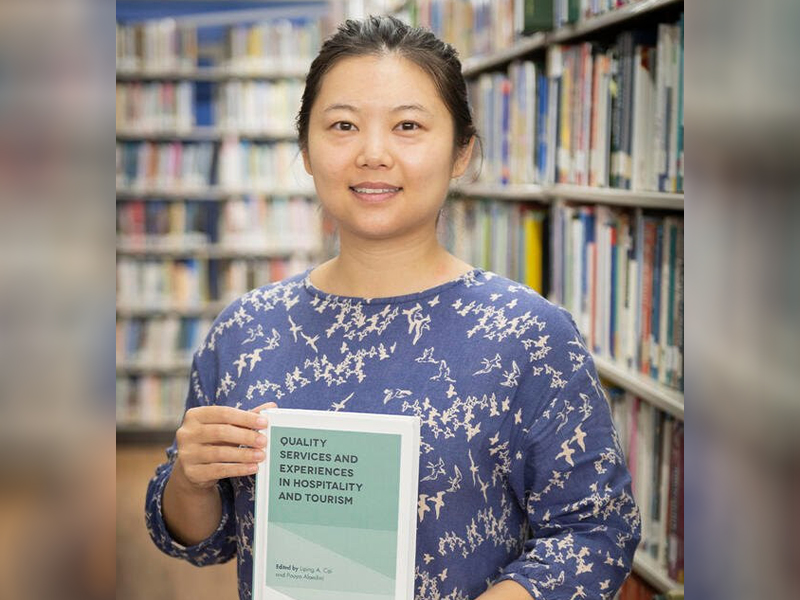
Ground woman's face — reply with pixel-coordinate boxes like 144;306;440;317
302;53;473;243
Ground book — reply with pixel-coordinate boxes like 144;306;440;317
522;0;554;34
253;408;421;600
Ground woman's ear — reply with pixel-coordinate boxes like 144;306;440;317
451;136;476;178
301;148;312;176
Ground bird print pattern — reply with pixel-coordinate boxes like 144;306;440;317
145;269;639;600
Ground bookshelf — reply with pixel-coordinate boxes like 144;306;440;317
116;11;329;437
453;183;683;209
415;0;685;595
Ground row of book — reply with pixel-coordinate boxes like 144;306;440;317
464;15;683;192
551;19;684;191
117;374;188;428
607;387;684;585
116;79;304;135
438;198;548;294
116;18;321;74
117;316;210;369
552;0;649;29
551;204;683;389
116;140;313;191
406;0;518;60
404;0;669;58
468;64;547;185
116;81;194;133
117;196;322;253
117;256;315;310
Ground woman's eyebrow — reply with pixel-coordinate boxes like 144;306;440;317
322;103;432;115
391;103;432;115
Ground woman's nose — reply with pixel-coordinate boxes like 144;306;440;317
356;130;393;169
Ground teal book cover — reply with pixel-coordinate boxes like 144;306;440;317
253;409;421;600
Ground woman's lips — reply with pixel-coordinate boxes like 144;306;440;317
348;186;402;203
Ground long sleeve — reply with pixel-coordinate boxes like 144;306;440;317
496;361;640;599
144;356;238;566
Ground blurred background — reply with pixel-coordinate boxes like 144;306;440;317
0;0;798;599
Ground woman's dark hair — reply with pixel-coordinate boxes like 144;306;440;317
296;15;478;158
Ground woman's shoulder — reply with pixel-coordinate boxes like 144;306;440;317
195;270;310;358
464;271;581;341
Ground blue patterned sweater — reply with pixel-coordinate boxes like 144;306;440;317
146;269;640;600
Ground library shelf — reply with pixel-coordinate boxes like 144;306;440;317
451;183;683;210
116;187;316;200
459;0;683;77
116;303;228;318
593;355;684;421
116;65;311;81
450;183;549;202
117;362;190;376
549;0;684;44
117;424;179;445
116;127;297;142
116;244;304;259
633;552;683;594
550;185;684;210
462;32;547;77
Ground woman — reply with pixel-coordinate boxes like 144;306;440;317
146;15;640;600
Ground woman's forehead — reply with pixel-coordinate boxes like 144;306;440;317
314;54;445;113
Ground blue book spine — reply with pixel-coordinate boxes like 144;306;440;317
501;78;511;185
536;72;548;182
634;209;644;370
650;220;663;379
581;208;595;323
610;225;617;358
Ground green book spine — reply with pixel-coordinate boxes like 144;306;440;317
568;0;580;24
523;0;554;34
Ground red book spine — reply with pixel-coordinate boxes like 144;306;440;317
667;421;684;583
640;220;656;374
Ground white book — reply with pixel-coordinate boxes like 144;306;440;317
658;218;673;384
631;45;656;191
253;408;420;600
657;416;673;569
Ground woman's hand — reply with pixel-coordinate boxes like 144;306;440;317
172;402;276;490
162;402;276;545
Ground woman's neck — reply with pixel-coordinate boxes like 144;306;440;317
309;232;473;299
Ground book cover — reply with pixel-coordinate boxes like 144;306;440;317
253;408;421;600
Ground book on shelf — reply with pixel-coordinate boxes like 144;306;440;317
547;18;682;193
468;60;547;186
117;255;318;311
116;315;210;371
253;408;420;600
116;79;303;135
116;374;188;429
551;203;683;390
116;140;313;192
438;198;549;295
116;18;322;74
523;0;554;34
223;19;321;73
117;195;321;256
606;387;683;582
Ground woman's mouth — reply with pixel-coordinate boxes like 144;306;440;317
349;185;402;202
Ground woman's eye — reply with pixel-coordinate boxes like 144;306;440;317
397;121;420;131
332;121;356;131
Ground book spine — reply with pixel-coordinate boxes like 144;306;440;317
640;217;654;374
667;421;684;582
650;220;663;379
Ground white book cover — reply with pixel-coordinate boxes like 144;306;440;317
253;408;421;600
